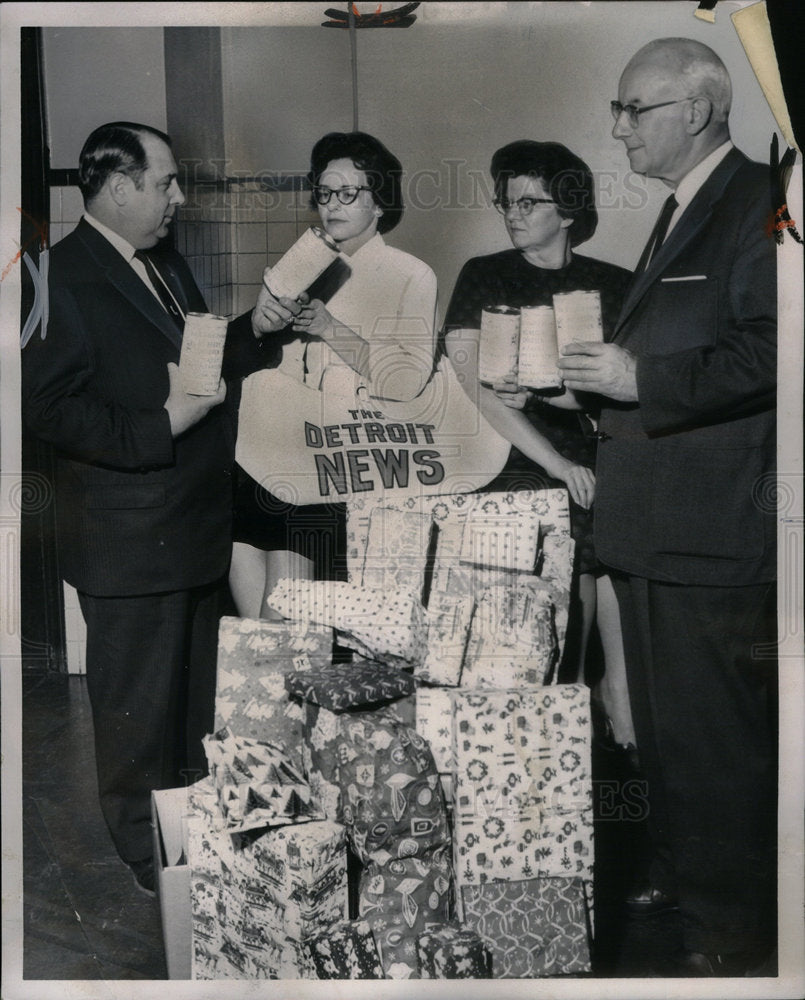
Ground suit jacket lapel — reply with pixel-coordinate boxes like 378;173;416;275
74;219;184;350
614;148;747;340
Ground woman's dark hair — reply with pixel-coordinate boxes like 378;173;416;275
78;122;172;204
308;131;403;234
490;140;598;247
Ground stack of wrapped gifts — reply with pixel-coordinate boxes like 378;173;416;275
158;488;593;979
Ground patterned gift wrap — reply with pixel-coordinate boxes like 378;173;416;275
414;686;455;777
302;702;407;823
346;490;574;659
285;657;415;711
361;506;435;597
459;504;540;573
188;813;347;979
460;876;591;977
306;918;384;979
202;727;323;833
335;713;451;867
460;578;557;688
358;847;453;979
268;578;427;668
418;595;475;686
214;616;333;772
417;923;491;979
452;686;593;893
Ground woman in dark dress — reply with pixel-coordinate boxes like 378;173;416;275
443;141;634;737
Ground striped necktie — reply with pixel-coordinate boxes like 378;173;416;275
134;250;185;330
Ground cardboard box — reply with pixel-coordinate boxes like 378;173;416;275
151;785;193;979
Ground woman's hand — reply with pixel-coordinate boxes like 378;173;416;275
251;272;304;337
492;379;532;410
292;298;334;339
544;456;595;509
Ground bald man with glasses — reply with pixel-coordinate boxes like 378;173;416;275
560;38;777;976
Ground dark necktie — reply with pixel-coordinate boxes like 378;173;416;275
637;194;679;272
134;250;185;330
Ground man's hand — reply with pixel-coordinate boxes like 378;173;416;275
251;271;305;337
164;362;226;437
558;341;638;402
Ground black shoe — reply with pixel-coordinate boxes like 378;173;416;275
128;857;156;897
664;947;773;977
624;884;678;917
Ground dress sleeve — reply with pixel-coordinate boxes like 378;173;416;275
367;258;438;402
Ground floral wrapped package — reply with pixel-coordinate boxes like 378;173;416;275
459;504;540;573
214;616;333;771
306;919;384;979
358;848;453;979
460;876;591;977
202;727;323;834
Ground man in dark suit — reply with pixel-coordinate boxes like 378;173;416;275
22;122;296;894
559;39;777;975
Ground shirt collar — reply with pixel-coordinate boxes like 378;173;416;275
673;140;734;214
83;212;137;263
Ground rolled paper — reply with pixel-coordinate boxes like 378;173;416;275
552;290;604;352
179;312;229;394
517;305;561;389
264;226;340;300
478;305;520;385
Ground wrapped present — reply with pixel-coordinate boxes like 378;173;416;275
268;578;427;668
460;876;591;977
306;918;384;979
415;686;455;777
346;490;574;660
359;848;453;979
202;727;323;833
460;579;557;688
361;506;435;597
452;686;593;893
417;923;491;979
459;504;540;572
418;595;475;686
335;714;451;866
286;657;415;711
302;702;407;823
189;810;347;979
214;616;333;771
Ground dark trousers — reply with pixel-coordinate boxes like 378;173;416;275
611;573;777;954
78;579;223;864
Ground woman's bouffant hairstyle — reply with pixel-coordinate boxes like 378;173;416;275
308;131;404;234
490;140;598;247
78;122;172;204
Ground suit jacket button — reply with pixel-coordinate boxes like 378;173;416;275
596;431;611;442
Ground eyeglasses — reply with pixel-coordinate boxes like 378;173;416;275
610;98;692;129
312;185;372;206
493;196;556;216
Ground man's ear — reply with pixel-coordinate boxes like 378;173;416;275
107;171;133;207
686;97;713;136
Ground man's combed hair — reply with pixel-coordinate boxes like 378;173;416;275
78;122;172;204
308;131;404;234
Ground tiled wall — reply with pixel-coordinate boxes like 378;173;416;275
175;180;320;318
50;181;320;320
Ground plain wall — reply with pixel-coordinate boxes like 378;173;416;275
218;3;778;318
42;27;167;169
